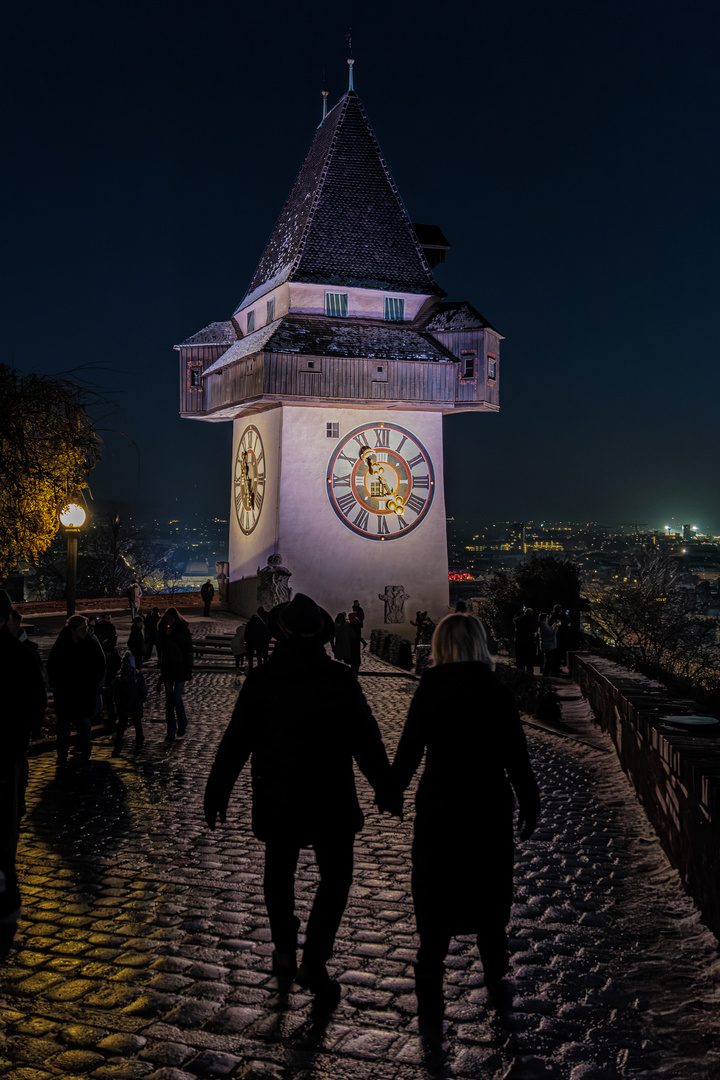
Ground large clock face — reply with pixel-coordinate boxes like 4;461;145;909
326;422;435;540
234;424;266;535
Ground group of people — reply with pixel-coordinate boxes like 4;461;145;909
331;601;365;673
204;592;540;1032
44;605;195;766
4;585;542;1031
513;604;570;676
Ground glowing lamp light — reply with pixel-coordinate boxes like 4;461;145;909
59;503;86;528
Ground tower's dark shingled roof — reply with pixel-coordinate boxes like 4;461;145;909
418;301;499;334
176;321;237;347
240;92;443;306
203;315;454;376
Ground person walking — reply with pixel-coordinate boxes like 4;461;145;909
513;606;538;674
230;623;246;673
112;652;148;756
127;615;145;669
390;613;540;1031
46;614;106;768
126;581;142;620
200;579;215;618
351;600;367;649
332;612;352;666
143;607;161;662
204;593;395;996
157;607;193;742
347;611;362;674
244;609;271;669
0;592;47;959
537;612;557;677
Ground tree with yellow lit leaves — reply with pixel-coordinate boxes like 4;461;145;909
0;364;101;577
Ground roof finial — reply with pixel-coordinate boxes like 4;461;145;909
345;28;354;91
322;89;329;122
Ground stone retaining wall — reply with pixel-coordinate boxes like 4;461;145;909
570;651;720;941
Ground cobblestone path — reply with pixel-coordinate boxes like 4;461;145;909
1;619;719;1079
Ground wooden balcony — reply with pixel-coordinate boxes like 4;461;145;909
181;352;499;420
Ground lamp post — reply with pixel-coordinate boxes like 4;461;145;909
59;503;86;617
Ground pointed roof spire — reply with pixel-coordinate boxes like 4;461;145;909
239;92;443;307
348;58;355;91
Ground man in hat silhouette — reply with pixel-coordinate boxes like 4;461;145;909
204;593;395;995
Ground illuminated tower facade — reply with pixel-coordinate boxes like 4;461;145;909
177;80;501;634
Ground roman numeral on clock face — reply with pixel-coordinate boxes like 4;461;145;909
406;492;426;515
336;491;356;516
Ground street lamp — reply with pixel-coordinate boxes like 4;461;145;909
59;502;86;617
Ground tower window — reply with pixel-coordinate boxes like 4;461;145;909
460;350;477;379
384;296;405;322
187;360;203;392
266;297;275;324
327;422;339;438
246;309;255;333
488;354;497;380
325;292;348;317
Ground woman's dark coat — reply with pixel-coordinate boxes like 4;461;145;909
46;632;105;723
204;639;391;843
157;624;193;682
392;661;540;936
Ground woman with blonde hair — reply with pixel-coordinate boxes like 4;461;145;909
391;613;540;1029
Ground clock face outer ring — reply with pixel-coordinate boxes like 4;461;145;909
326;422;435;541
234;424;265;535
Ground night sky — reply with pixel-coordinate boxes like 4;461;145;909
5;1;720;533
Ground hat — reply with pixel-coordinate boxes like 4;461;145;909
268;593;334;644
0;591;13;618
122;651;137;669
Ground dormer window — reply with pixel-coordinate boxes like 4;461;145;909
325;292;348;318
266;297;275;324
246;309;255;333
384;296;405;322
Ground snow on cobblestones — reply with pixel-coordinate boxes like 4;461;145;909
1;614;719;1079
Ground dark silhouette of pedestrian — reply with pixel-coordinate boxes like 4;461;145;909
537;612;557;677
513;607;538;673
127;616;145;669
390;613;540;1032
143;607;161;661
332;612;352;666
157;607;193;742
47;614;105;768
244;610;271;669
112;652;148;756
201;579;215;617
204;593;395;997
351;600;367;649
0;592;47;959
548;604;569;674
96;612;117;654
347;611;362;674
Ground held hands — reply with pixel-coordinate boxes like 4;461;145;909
375;790;404;820
203;787;229;831
517;809;537;841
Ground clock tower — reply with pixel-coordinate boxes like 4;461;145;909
176;78;501;634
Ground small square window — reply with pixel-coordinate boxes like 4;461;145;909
307;360;315;369
266;297;275;324
327;422;339;439
325;292;348;317
384;296;405;322
246;309;255;333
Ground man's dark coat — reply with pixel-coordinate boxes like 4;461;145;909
205;640;390;843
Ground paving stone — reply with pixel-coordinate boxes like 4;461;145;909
2;639;719;1080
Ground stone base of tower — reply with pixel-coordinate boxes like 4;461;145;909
227;405;450;637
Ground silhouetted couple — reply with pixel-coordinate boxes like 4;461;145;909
204;594;540;1027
